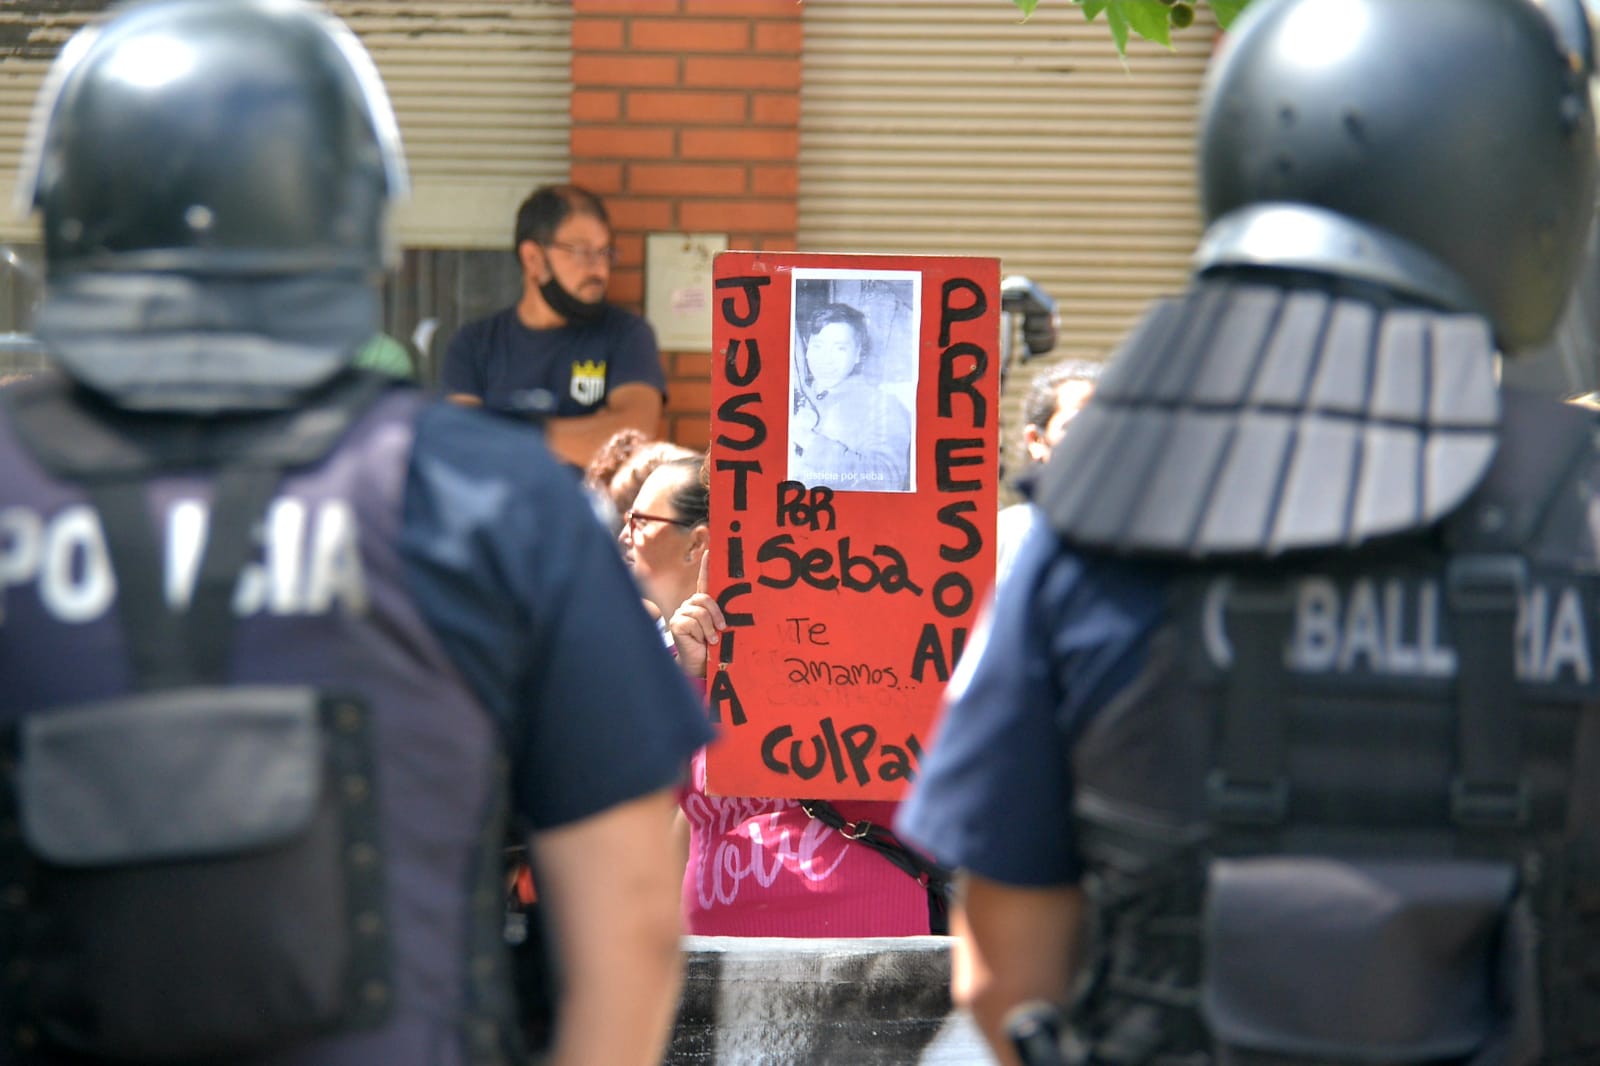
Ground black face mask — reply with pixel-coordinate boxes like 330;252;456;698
538;274;606;325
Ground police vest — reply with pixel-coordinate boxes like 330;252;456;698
1066;392;1600;1066
0;374;520;1066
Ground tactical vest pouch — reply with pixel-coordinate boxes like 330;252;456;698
1201;857;1515;1066
4;685;389;1061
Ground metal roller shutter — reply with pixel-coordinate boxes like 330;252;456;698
0;1;571;249
799;0;1215;366
0;4;97;244
336;0;571;248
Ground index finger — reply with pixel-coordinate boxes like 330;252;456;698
697;545;711;595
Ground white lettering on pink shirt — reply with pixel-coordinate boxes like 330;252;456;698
683;792;852;911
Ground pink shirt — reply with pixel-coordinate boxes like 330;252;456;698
679;751;932;937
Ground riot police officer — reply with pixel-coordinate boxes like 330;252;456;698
899;1;1600;1063
0;2;711;1064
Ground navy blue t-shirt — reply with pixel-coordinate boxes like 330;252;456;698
400;401;711;827
896;513;1166;886
440;305;666;418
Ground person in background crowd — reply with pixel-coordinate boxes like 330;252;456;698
586;427;652;502
609;437;700;518
995;359;1100;583
441;183;666;470
585;427;696;535
898;1;1600;1064
621;455;711;625
0;4;711;1065
584;426;652;533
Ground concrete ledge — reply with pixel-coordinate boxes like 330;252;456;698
668;936;995;1065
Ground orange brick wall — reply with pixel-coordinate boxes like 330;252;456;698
570;0;802;450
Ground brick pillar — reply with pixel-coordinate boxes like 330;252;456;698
570;0;802;449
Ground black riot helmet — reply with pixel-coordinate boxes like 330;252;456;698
1195;0;1598;352
13;0;408;411
21;0;405;278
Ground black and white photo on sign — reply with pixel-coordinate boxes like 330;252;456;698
788;270;920;493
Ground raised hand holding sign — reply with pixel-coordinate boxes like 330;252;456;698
670;550;726;680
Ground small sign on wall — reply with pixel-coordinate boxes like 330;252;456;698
646;232;728;351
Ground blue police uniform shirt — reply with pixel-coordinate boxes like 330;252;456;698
896;514;1166;886
440;305;666;419
401;401;712;826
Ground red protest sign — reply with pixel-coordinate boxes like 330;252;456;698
705;252;1000;801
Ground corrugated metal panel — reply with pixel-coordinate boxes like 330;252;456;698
0;4;99;243
800;0;1214;365
336;0;572;247
799;0;1216;495
384;247;522;384
0;1;571;248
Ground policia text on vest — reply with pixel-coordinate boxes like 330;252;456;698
0;496;365;625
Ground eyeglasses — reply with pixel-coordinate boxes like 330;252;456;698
624;509;694;535
545;241;618;267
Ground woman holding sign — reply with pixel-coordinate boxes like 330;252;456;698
661;519;941;937
789;303;913;493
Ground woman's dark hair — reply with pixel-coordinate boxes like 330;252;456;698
661;455;710;526
803;302;871;382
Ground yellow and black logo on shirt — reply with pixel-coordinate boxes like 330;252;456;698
570;360;607;406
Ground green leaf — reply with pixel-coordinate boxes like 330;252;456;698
1120;0;1173;47
1209;0;1252;27
1102;2;1130;55
1012;0;1041;17
1074;0;1174;53
1045;0;1252;53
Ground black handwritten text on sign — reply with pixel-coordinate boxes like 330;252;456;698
706;252;999;801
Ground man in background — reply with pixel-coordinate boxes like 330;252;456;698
442;184;666;469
